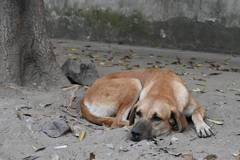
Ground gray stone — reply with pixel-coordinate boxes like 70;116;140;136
61;58;99;86
42;119;70;138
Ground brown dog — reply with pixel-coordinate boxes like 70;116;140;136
80;68;213;141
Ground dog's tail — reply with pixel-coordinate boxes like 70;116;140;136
80;100;115;127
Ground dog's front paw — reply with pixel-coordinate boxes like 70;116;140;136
196;123;213;138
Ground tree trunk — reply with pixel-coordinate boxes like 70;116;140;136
0;0;70;89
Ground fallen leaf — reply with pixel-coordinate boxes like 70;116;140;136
150;56;155;58
192;88;205;93
95;59;105;61
106;144;114;149
90;152;95;160
128;49;133;52
32;145;37;150
39;103;52;107
171;136;178;141
22;156;39;160
54;145;67;149
16;113;21;119
195;83;206;86
69;48;77;51
93;55;100;58
205;118;223;125
178;152;193;160
224;57;231;62
202;74;208;78
120;147;129;152
70;56;78;60
233;153;240;158
215;89;224;93
78;130;86;141
121;55;131;60
100;62;105;65
6;86;18;90
236;100;240;102
204;154;217;160
196;64;204;67
227;88;240;92
35;147;46;153
209;73;221;76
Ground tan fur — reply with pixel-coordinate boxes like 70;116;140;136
80;68;213;141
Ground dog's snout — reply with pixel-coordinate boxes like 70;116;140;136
131;128;142;139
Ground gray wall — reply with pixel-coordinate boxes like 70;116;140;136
44;0;240;54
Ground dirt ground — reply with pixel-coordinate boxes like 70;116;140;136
0;38;240;160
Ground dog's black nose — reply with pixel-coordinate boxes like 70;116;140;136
131;128;142;139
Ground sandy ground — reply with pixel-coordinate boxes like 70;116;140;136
0;38;240;160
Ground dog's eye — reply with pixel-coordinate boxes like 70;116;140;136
135;110;142;117
151;116;162;122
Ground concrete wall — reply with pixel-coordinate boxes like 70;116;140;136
44;0;240;54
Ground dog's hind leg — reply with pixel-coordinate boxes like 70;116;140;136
81;78;142;128
111;78;142;128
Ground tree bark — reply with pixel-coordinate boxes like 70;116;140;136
0;0;70;89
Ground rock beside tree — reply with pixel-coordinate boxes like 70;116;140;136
61;58;99;86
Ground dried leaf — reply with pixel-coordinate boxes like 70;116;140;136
196;64;204;67
16;113;21;119
227;88;240;92
120;147;129;152
93;55;100;58
236;100;240;102
90;152;95;160
134;56;140;58
6;86;18;90
195;83;206;86
204;154;218;160
35;147;46;153
233;153;240;158
215;89;224;93
95;59;105;61
150;56;155;58
128;49;133;52
70;56;78;60
205;118;223;125
171;136;178;141
108;58;113;61
69;48;77;51
121;55;131;60
106;144;114;149
54;145;68;149
100;62;105;65
22;156;39;160
192;88;205;93
39;103;52;107
178;152;193;160
209;73;221;76
78;130;86;141
224;57;231;62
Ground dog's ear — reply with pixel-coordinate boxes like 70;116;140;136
171;108;188;132
129;104;138;125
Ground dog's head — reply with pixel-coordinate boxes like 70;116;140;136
128;98;188;141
